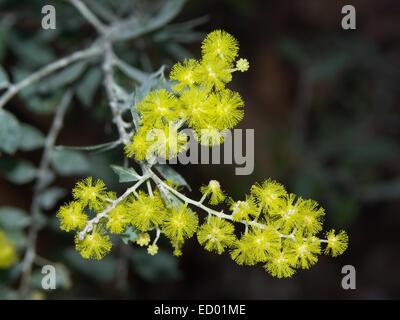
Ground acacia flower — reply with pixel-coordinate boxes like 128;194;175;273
72;177;107;211
200;180;226;205
197;216;236;254
201;30;239;64
57;201;88;232
194;56;232;91
162;205;198;241
236;58;249;72
264;248;296;278
106;202;131;234
147;244;159;256
179;86;212;128
286;233;321;269
170;58;199;92
128;191;167;231
124;127;154;160
324;229;349;257
228;195;258;222
251;179;288;213
136;232;151;247
75;225;112;260
270;194;305;233
0;231;17;269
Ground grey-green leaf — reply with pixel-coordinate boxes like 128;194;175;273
0;206;30;230
55;140;121;153
120;225;139;244
110;165;140;183
0;157;36;185
50;150;90;176
76;67;102;107
154;163;191;191
19;123;45;151
38;187;67;210
0;109;21;154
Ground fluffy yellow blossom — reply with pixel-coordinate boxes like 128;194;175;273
200;180;226;205
179;87;211;128
147;244;159;256
57;201;87;232
236;58;249;72
75;225;112;260
162;205;198;241
124;127;154;160
128;191;167;231
72;177;107;211
298;199;325;236
194;56;232;91
251;179;288;213
194;125;229;146
170;59;199;92
0;231;17;269
197;216;236;254
264;249;296;278
136;233;151;247
106;202;131;234
201;30;239;64
270;194;305;233
324;229;349;257
286;233;321;269
228;195;258;222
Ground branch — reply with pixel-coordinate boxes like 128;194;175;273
68;0;107;34
0;45;102;110
19;89;74;299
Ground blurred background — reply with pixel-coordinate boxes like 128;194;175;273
0;0;399;299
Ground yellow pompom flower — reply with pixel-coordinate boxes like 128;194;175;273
72;177;107;211
179;87;212;128
194;56;232;91
0;231;17;269
241;227;281;263
298;199;325;236
147;244;159;256
286;233;321;269
324;229;349;257
200;180;226;205
57;201;88;232
106;202;131;234
230;237;256;266
228;195;258;222
170;58;199;92
136;232;151;247
197;216;236;254
75;225;112;260
124;127;154;160
128;191;167;231
270;194;304;234
162;205;198;241
201;30;239;64
208;89;244;129
236;58;249;72
194;125;229;146
264;249;296;278
251;179;288;213
137;89;179;127
147;123;188;160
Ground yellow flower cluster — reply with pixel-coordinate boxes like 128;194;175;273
0;230;17;269
125;30;250;160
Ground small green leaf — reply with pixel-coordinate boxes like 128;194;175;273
19;123;45;151
38;187;67;210
0;109;21;154
55;140;121;153
0;157;36;185
120;225;139;244
50;150;90;176
0;206;30;230
154;163;191;191
76;67;102;107
38;61;88;92
0;65;9;89
110;165;140;183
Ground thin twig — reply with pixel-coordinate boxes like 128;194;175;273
19;90;74;299
68;0;107;34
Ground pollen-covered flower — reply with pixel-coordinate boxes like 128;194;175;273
270;194;304;233
170;59;199;92
197;216;236;254
324;229;348;257
236;58;249;72
286;233;321;269
251;179;288;213
136;232;151;247
106;202;131;234
137;89;179;127
0;230;17;269
57;201;88;232
194;56;232;91
194;125;229;146
228;195;258;222
147;244;159;256
298;199;325;236
147;123;188;160
243;227;281;263
201;30;239;64
179;87;211;128
162;205;198;241
124;127;154;160
171;239;184;257
75;225;112;260
72;177;107;211
128;191;167;231
200;180;226;205
208;89;244;129
264;248;296;278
